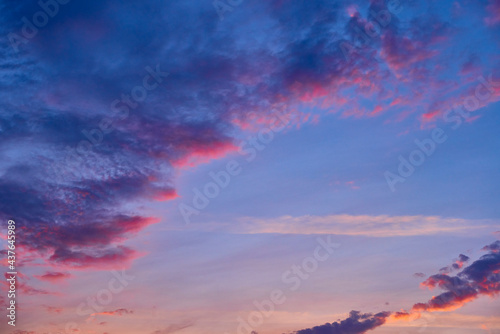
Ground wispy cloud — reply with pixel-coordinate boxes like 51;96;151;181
91;308;134;317
180;214;497;237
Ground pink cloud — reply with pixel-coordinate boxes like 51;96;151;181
92;308;134;317
35;271;72;283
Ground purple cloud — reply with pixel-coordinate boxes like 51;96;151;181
294;311;390;334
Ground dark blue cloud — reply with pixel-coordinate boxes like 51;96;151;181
294;310;390;334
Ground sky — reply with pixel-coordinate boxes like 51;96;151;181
0;0;499;333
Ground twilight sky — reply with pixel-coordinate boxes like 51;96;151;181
0;0;499;333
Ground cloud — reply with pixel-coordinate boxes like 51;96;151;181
414;274;477;312
43;305;63;314
413;240;500;312
35;271;72;282
49;245;139;269
18;213;159;269
17;282;53;296
151;320;195;334
293;241;500;333
438;254;470;274
293;310;391;334
92;308;134;317
182;214;496;237
482;240;500;253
